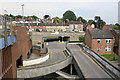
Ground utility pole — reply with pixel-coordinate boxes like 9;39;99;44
22;4;24;27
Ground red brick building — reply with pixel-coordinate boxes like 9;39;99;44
1;26;32;79
85;24;96;31
111;30;120;56
102;25;113;30
85;30;114;55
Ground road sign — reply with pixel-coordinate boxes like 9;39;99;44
43;36;47;40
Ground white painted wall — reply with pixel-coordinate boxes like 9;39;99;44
23;53;49;66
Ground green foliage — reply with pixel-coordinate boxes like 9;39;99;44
77;16;87;25
63;10;77;23
79;35;85;42
94;16;106;29
101;54;118;61
7;28;10;30
88;20;94;25
112;23;120;30
53;17;63;23
36;29;40;32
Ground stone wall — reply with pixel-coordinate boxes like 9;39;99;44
32;32;85;42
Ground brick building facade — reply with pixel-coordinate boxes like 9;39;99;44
2;27;32;79
85;30;114;55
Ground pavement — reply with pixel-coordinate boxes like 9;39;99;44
67;44;111;78
21;42;67;69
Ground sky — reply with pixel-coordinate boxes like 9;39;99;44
0;0;120;24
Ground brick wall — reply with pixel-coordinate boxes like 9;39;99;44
92;39;114;55
85;30;92;48
102;25;108;30
85;30;114;55
2;27;32;78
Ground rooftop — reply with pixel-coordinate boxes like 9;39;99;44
89;30;114;39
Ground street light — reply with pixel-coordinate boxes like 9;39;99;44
21;4;24;27
4;10;7;47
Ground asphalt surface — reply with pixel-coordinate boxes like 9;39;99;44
67;44;111;78
23;42;67;68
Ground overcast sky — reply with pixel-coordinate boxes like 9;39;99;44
0;0;120;24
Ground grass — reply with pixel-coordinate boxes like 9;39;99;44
32;41;38;44
101;54;118;61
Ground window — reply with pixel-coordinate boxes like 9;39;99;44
97;48;100;52
106;39;111;43
105;47;111;52
97;39;101;43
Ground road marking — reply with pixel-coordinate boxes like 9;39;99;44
79;47;106;73
62;51;66;58
50;52;53;58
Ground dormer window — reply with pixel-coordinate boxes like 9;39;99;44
97;39;101;43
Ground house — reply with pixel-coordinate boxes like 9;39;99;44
102;25;113;30
15;21;83;32
85;30;114;55
85;24;96;31
111;30;120;56
67;21;83;32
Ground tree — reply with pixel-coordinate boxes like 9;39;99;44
77;16;87;25
16;15;22;18
88;20;94;25
63;10;77;23
31;15;38;20
53;17;60;23
94;16;106;29
112;23;120;30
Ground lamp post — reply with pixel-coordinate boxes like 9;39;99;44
4;10;7;47
21;4;24;27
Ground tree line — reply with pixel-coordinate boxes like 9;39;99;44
4;10;120;30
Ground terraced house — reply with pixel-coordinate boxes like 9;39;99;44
85;30;114;55
15;21;83;32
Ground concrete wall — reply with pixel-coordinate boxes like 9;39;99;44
23;53;49;66
17;56;72;78
32;32;85;42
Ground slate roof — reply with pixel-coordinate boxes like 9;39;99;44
89;30;114;39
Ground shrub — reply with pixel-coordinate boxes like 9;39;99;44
79;35;85;42
36;29;40;32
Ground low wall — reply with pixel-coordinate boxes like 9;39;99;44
23;53;50;66
17;56;72;78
